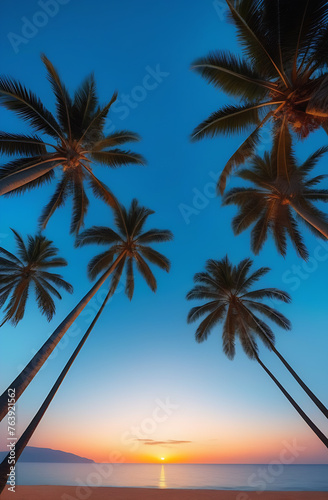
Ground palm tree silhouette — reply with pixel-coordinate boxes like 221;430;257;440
0;200;173;494
191;0;328;192
0;55;145;233
186;256;328;445
0;200;172;421
0;229;72;326
223;142;328;257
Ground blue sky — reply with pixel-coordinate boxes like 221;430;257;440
0;0;327;463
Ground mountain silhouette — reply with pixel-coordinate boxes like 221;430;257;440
0;446;94;463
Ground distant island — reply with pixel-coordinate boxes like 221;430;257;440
0;446;94;463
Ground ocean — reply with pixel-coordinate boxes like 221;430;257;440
12;464;328;490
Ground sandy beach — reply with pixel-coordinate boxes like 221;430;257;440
1;487;327;500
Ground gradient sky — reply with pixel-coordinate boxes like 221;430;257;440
0;0;327;465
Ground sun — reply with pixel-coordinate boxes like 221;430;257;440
160;457;165;461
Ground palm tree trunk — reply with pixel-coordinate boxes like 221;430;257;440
256;355;328;448
244;308;328;418
290;201;328;239
0;159;64;196
0;253;124;422
270;344;328;419
0;287;113;494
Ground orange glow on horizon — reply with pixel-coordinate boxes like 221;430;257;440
29;415;328;465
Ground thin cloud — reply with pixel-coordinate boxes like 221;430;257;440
135;439;192;446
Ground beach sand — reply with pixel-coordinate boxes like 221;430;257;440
1;487;327;500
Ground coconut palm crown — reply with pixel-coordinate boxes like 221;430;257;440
0;55;145;233
186;256;328;448
191;0;328;192
0;229;73;326
186;256;291;359
223;142;328;260
76;199;173;298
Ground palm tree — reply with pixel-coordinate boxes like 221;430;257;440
186;256;328;445
0;199;172;422
191;0;328;192
0;55;145;233
0;199;173;494
223;143;328;258
0;229;72;326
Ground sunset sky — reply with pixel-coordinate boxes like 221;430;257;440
0;0;327;465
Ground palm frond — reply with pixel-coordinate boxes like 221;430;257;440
238;265;271;293
137;229;174;244
39;176;71;230
222;305;237;359
241;288;291;303
187;301;221;323
90;149;145;168
232;199;265;234
87;247;119;281
226;0;288;83
299;146;328;174
0;156;59;196
39;271;73;293
41;54;72;135
234;258;253;292
0;246;22;265
75;226;122;247
218;126;262;193
36;276;63;300
78;92;117;144
2;281;29;326
286;211;309;260
92;131;141;151
195;306;226;343
86;168;119;209
33;279;56;321
0;76;62;139
272;213;288;256
186;286;222;301
191;51;269;99
72;73;98;131
244;300;291;330
135;253;157;292
138;246;170;272
125;257;134;300
242;307;275;349
10;229;28;261
0;133;47;156
108;256;126;295
70;178;89;234
306;76;328;117
191;103;263;141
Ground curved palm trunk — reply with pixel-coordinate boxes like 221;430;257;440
270;344;328;419
256;355;328;448
0;253;124;422
0;159;63;196
290;201;328;239
246;307;328;418
0;287;113;495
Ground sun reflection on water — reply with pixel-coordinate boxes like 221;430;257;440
159;465;167;488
